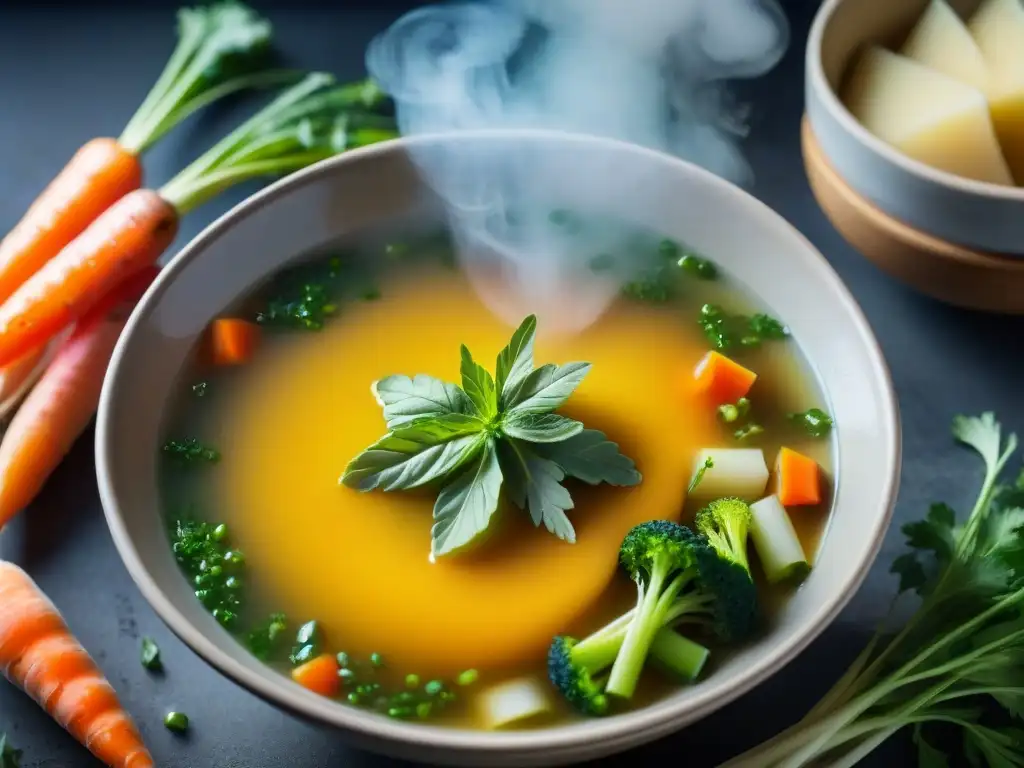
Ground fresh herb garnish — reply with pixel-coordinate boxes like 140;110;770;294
718;398;751;424
698;303;789;350
342;315;642;557
723;412;1024;768
733;423;764;441
0;734;21;768
677;253;718;279
622;269;675;303
170;518;243;629
688;457;714;493
163;438;220;464
141;637;163;671
191;381;208;398
256;258;344;330
246;613;289;661
789;407;834;438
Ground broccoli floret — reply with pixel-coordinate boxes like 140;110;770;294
547;635;611;716
605;520;759;699
696;497;753;572
605;521;703;699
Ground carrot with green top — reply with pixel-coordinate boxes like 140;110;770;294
0;561;153;767
0;2;288;309
0;73;394;369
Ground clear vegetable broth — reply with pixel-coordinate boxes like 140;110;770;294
160;224;835;729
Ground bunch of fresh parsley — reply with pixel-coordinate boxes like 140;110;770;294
722;412;1024;768
340;315;642;557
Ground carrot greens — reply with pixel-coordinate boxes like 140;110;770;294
341;315;642;557
158;72;396;215
119;1;283;154
722;412;1024;768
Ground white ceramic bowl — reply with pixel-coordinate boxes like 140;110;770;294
806;0;1024;255
96;129;901;766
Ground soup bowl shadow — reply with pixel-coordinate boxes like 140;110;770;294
95;129;901;767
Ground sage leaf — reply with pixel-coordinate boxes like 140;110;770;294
431;439;503;557
502;412;584;443
496;314;537;408
499;439;575;542
340;415;486;491
507;361;591;414
373;374;475;428
533;428;641;486
460;345;498;419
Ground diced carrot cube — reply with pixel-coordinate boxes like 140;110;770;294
693;351;757;406
209;318;260;366
291;653;340;698
775;447;821;506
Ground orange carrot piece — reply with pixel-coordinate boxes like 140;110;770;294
210;318;260;366
0;561;153;767
693;350;757;406
291;653;340;698
0;139;142;307
0;189;176;368
0;268;158;529
776;447;821;506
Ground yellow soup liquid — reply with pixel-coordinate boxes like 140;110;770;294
199;263;830;689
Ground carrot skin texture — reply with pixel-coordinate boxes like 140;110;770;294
0;139;142;306
0;268;157;528
0;189;176;368
0;561;154;767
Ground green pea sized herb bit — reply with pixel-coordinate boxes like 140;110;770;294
340;315;642;557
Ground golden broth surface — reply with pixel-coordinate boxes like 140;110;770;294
208;267;725;676
180;258;833;705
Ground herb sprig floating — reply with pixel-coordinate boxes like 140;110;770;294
341;315;642;557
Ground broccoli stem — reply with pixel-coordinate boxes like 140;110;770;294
606;557;691;699
649;629;709;682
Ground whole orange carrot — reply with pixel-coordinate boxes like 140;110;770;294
0;73;393;369
0;268;158;528
0;561;153;767
0;2;281;308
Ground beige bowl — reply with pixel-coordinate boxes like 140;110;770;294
95;130;901;767
806;0;1024;255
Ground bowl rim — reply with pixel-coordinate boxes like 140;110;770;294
806;0;1024;201
96;127;902;759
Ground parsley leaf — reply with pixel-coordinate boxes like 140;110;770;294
532;428;641;487
343;315;641;556
501;412;583;443
372;374;476;428
495;314;537;408
340;415;486;492
460;345;498;420
431;440;503;557
506;362;591;414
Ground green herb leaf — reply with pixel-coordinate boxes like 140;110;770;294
506;362;591;415
460;345;498;420
431;439;503;557
340;415;486;492
0;734;21;768
495;315;537;408
890;552;928;593
501;412;584;443
500;440;576;542
163;437;220;464
141;637;163;671
246;613;289;661
372;374;476;428
531;428;641;486
904;503;958;565
789;407;833;438
913;725;950;768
